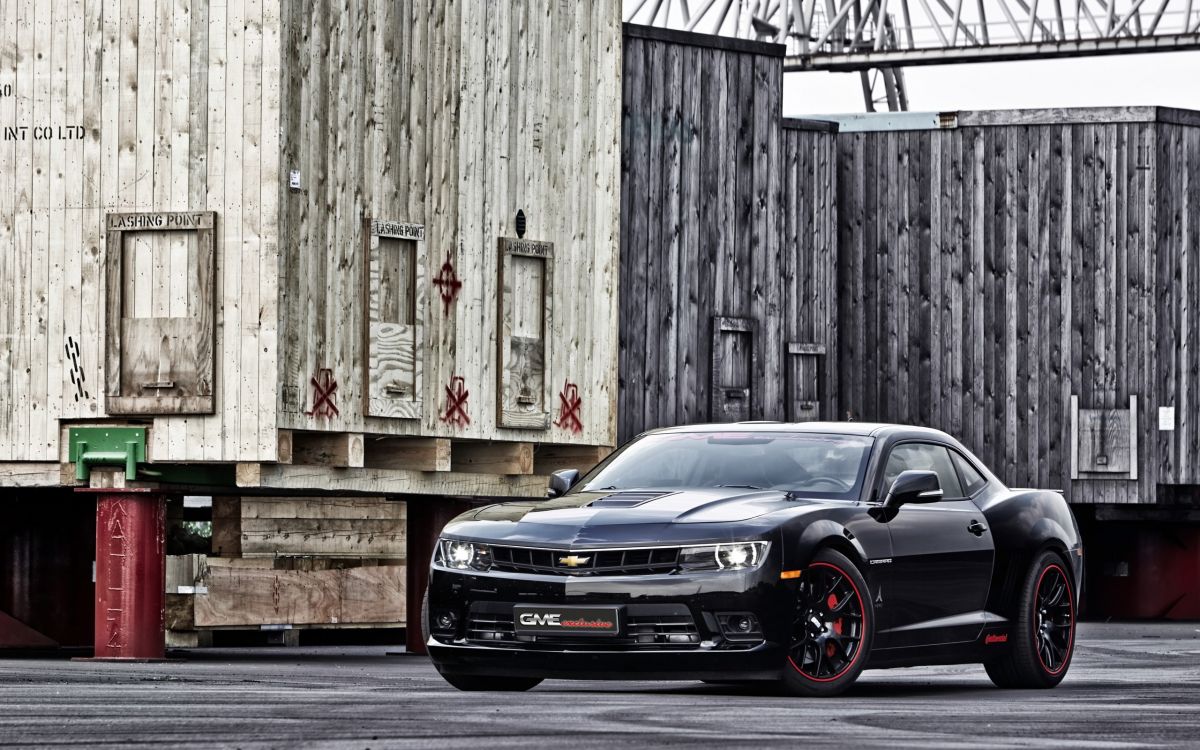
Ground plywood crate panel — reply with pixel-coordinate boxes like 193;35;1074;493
0;0;621;478
0;0;281;463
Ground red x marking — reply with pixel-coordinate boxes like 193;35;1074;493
305;368;340;418
555;380;583;434
441;375;470;427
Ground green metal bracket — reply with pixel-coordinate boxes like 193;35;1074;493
68;427;148;482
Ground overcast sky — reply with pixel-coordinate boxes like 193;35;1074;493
783;51;1200;115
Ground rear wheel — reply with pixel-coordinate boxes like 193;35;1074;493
781;549;873;697
985;550;1076;689
435;669;543;692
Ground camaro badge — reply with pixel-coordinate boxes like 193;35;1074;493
558;555;591;567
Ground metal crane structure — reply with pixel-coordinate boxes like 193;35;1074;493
625;0;1200;111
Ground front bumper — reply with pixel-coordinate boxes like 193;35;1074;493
428;639;784;681
426;563;792;681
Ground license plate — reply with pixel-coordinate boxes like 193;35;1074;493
513;605;622;637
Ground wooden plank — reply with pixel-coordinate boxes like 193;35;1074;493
641;38;664;433
694;45;718;429
202;0;227;462
259;0;282;462
620;35;648;443
241;496;403;520
660;39;682;428
240;517;406;558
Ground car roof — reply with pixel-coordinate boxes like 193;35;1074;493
644;421;958;441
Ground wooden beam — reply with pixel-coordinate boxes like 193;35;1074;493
238;496;406;558
276;430;294;464
533;445;614;476
451;441;534;475
194;562;407;628
244;464;547;497
0;463;69;488
290;432;365;468
211;496;242;557
363;437;451;472
235;463;262;487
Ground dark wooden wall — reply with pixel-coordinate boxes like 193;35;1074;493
618;24;1199;505
836;110;1200;503
618;26;839;443
1156;120;1200;488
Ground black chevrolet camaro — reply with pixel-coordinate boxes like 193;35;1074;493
425;423;1082;696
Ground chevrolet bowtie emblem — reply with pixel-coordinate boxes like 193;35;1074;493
558;555;591;567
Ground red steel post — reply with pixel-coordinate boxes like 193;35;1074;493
90;490;166;659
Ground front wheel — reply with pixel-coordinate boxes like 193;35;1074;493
985;550;1076;689
781;548;873;697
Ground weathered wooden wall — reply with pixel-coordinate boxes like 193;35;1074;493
1;0;622;483
0;0;281;463
618;26;838;443
1156;119;1200;488
836;108;1200;503
277;0;622;448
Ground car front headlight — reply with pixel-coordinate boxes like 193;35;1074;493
437;539;493;571
678;541;769;572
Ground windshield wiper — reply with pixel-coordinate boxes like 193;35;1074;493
715;484;764;490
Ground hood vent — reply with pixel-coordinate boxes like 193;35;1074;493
588;491;674;508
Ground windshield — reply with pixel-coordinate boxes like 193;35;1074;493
578;431;873;499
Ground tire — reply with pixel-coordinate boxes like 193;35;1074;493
436;668;543;692
985;550;1076;689
781;548;874;697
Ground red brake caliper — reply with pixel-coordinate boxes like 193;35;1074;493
826;593;842;656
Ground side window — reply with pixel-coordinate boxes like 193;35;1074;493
881;443;965;499
951;450;987;495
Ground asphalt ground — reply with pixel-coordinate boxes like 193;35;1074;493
0;622;1197;749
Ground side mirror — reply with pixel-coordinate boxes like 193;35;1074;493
547;468;580;499
884;470;943;510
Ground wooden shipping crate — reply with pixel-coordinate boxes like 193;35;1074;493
0;0;621;494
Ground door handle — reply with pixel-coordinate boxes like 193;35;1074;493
968;520;988;537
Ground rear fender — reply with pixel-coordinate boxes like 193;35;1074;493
982;490;1082;618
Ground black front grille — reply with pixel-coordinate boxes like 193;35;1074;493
489;545;681;576
464;603;701;649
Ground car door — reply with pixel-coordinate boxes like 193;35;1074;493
874;441;996;648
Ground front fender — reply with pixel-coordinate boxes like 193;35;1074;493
786;518;872;574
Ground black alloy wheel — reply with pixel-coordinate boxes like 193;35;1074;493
985;549;1076;689
782;548;873;697
1034;564;1073;674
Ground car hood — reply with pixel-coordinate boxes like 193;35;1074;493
440;487;833;547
